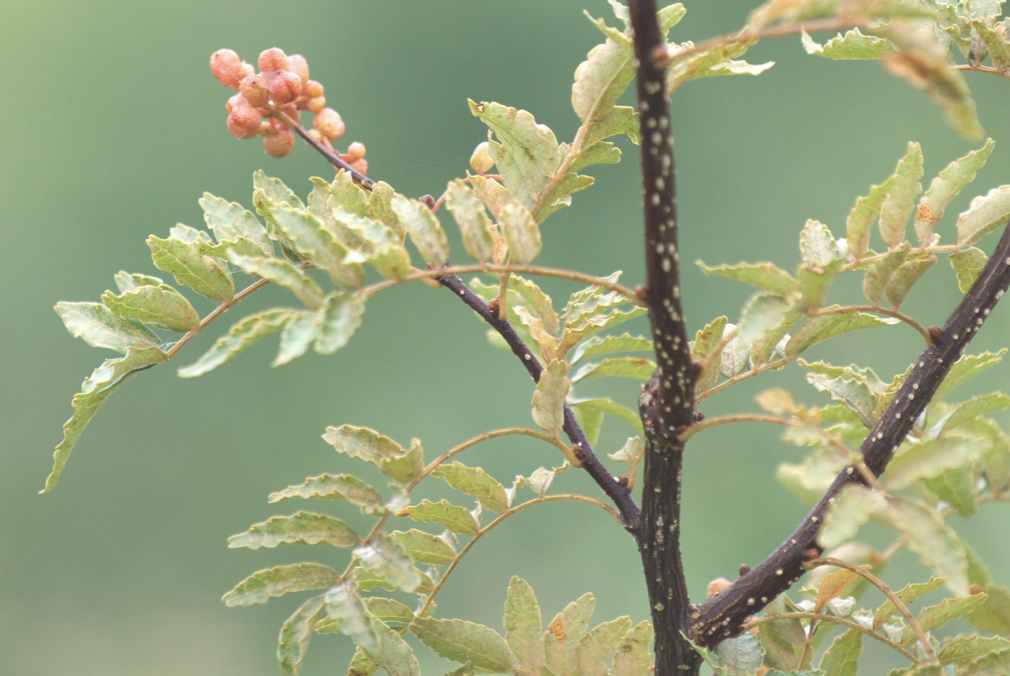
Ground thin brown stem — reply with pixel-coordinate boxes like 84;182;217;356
273;111;374;188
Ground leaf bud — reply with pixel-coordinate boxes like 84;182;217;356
313;107;345;141
287;54;310;85
263;70;302;105
346;141;366;161
707;578;731;599
264;127;295;158
239;74;271;108
210;49;245;88
258;47;289;74
469;141;494;174
305;80;325;99
227;106;263;140
348;158;368;176
306;96;327;114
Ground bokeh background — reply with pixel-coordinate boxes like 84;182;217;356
4;1;1010;674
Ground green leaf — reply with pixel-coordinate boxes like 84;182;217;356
921;465;978;517
339;212;412;282
322;425;423;484
818;484;887;550
569;397;644;445
44;346;168;492
391;194;449;266
692;315;728;392
916;139;994;246
314;291;366;355
879;142;924;250
268;474;386;514
937;635;1010;666
936;350;1006;400
278;595;326;676
365;181;404;239
200;192;273;257
55;301;162;353
738;292;791;349
274;311;323;366
884;436;984;490
178;308;294;377
113;271;165;293
469;100;563;214
711;631;764;676
147;234;235;302
433;462;509;513
668;39;772;93
786;311;897;359
362;598;415;625
343;647;379;676
412;618;514;674
950;247;988;293
571;357;655;383
817;628;862;676
578;617;632;676
324;580;379;654
532;359;571;436
445;179;494;263
847;175;898;262
613;621;654;676
468;175;512;220
369;620;422;676
509;275;559;337
755;622;798;673
802;27;896;59
504;577;544;676
901;594;987;644
545;593;596;676
886;255;936;309
863;246;908;306
354;567;434;595
800;219;842;268
940;393;1010;436
397;499;480;536
228;511;361;550
390;529;456;565
573;15;634;128
499;201;542;264
570;333;652;364
223;562;340;606
268;202;365;288
957;185;1010;248
100;284;200;333
883;498;969;595
227;252;325;309
354;532;422;593
971;18;1010;71
697;261;800;296
967;584;1010;634
777;446;850;503
560;305;646;357
872;576;945;630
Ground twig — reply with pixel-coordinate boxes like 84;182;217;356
814;304;933;346
273;111;374;188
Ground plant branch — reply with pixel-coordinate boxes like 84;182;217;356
692;218;1010;646
274;111;374;188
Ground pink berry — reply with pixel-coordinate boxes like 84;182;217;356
264;70;302;105
288;54;310;85
264;127;295;158
239;74;271;108
313;107;345;141
211;49;245;89
306;96;326;114
281;104;301;124
348;158;368;175
304;80;324;99
226;93;250;113
227;106;263;140
258;47;289;74
346;141;366;161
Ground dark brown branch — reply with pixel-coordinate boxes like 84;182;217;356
276;111;374;188
692;219;1010;645
434;272;641;528
628;2;700;675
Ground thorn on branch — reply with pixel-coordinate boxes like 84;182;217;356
928;325;943;345
738;564;751;577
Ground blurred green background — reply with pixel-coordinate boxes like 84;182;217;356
4;1;1010;674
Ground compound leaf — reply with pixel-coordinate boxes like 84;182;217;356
397;499;480;536
178;309;294;377
55;301;162;353
432;462;509;513
412;618;514;674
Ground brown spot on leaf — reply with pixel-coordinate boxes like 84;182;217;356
547;616;567;642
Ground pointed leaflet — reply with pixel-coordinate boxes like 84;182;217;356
785;311;897;359
369;620;422;676
613;621;653;676
872;577;946;630
737;292;791;349
308;178;366;251
504;577;544;676
148;234;234;302
936;350;1006;400
223;563;340;606
817;629;862;676
324;580;379;654
572;12;634;127
697;261;799;296
178;309;295;377
412;618;514;675
114;271;165;293
353;532;422;593
814;569;858;613
883;436;984;490
278;595;326;676
863;246;909;306
469;100;563;214
337;212;412;282
545;593;596;676
818;484;887;550
314;291;366;355
879;142;924;250
100;284;199;333
273;311;321;366
509;275;559;337
570;333;652;364
228;512;361;550
355;567;434;595
692;315;728;392
44;346;167;492
916;139;994;246
267;201;364;288
937;635;1010;666
323;425;423;484
950;247;988;293
956;185;1010;248
569;397;644;445
390;529;456;565
967;583;1010;634
391;194;449;266
269;474;385;514
570;357;655;384
432;462;509;513
367;181;405;239
499;201;542;265
445;179;494;263
801;28;895;59
55;301;162;353
227;252;325;309
578;617;631;676
710;631;764;676
360;598;415;625
926;467;982;519
200;192;273;256
882;498;969;595
532;359;571;436
668;39;773;94
396;499;480;536
886;255;935;309
847;175;898;262
343;647;380;676
901;595;988;645
940;392;1010;435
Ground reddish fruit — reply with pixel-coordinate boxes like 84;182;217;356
306;96;326;114
264;127;295;158
241;62;255;78
281;104;301;124
259;119;275;136
226;93;250;113
263;70;302;105
304;80;324;98
346;141;366;160
211;49;245;88
258;47;289;73
313;107;345;141
239;74;271;107
308;128;324;142
707;577;732;599
288;54;310;84
348;158;368;175
470;141;494;174
227;106;263;140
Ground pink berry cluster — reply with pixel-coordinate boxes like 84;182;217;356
210;47;367;173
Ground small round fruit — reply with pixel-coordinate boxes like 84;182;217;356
346;141;366;161
304;80;324;98
348;158;368;175
239;74;270;107
211;49;245;88
313;107;345;141
287;54;310;85
264;70;302;105
306;96;326;114
470;141;494;174
258;47;289;73
227;106;263;140
264;127;296;157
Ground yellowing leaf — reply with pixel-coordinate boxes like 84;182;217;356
532;360;571;436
